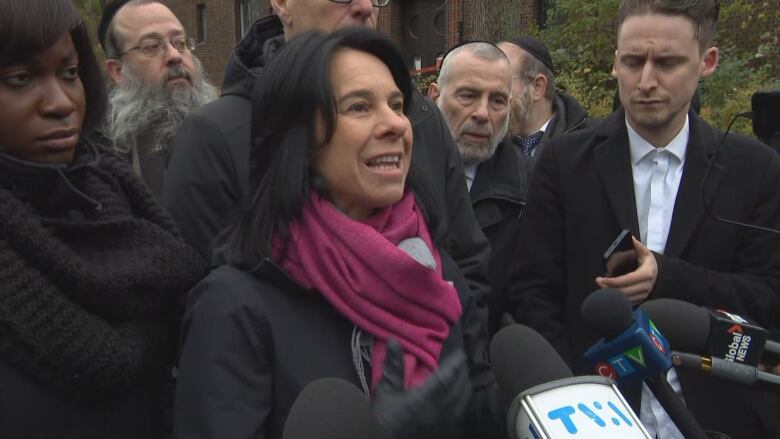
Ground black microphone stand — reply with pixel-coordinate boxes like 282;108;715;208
644;375;709;439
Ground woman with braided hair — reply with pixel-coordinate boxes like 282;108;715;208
0;0;206;436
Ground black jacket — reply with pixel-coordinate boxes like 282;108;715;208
510;109;780;437
474;93;592;336
0;141;206;439
172;252;504;439
469;138;527;336
523;92;593;180
162;16;491;304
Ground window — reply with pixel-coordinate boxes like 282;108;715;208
237;0;263;40
196;3;207;43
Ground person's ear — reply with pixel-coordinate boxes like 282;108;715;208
531;74;548;102
611;50;619;79
699;46;719;78
271;0;292;27
105;59;124;85
428;82;440;103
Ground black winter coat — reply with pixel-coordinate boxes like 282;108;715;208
469;138;528;336
522;92;594;182
0;141;206;438
172;252;505;439
162;16;491;306
509;109;780;437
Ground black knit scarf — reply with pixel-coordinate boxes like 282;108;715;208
0;140;206;402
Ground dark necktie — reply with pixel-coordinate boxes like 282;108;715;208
513;131;544;156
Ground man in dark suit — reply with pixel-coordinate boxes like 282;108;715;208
509;0;780;437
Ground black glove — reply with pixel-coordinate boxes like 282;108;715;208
372;340;473;439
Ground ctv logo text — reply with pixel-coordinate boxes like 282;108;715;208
594;347;646;379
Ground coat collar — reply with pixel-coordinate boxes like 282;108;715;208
469;138;527;206
664;111;722;257
593;109;641;238
593;109;723;257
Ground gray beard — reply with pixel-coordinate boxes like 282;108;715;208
455;117;509;167
105;60;218;156
508;83;532;136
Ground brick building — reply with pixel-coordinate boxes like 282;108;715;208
164;0;544;87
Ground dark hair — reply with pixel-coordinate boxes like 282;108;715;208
227;28;417;268
0;0;107;134
617;0;719;52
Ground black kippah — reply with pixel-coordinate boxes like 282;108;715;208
505;35;555;73
98;0;134;53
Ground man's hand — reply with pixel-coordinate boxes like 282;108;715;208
595;237;658;305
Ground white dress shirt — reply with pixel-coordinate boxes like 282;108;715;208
627;116;689;439
464;163;478;192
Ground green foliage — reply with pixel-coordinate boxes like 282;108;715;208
539;0;620;117
413;72;439;96
538;0;780;133
72;0;106;63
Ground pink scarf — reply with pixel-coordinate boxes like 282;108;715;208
276;189;462;390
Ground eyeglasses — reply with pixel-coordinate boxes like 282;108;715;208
327;0;391;7
116;37;196;58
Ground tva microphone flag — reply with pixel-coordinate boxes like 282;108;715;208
583;308;672;385
492;325;650;439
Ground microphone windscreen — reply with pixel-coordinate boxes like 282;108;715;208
640;299;710;353
581;288;634;340
490;324;572;407
282;378;382;439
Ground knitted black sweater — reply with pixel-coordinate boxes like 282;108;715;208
0;140;207;403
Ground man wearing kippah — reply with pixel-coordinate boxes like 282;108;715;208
97;0;217;198
428;42;522;337
497;36;593;178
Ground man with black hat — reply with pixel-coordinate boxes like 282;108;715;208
97;0;217;198
497;36;592;175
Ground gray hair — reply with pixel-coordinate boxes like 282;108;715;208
518;50;556;100
105;56;218;155
437;42;510;93
104;0;160;59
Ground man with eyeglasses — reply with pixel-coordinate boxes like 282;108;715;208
97;0;218;198
163;0;493;313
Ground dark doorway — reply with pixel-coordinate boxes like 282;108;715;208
400;0;446;70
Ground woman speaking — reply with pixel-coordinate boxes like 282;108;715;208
173;28;503;439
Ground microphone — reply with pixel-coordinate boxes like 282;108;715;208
581;289;672;385
671;350;780;387
491;324;650;439
640;299;780;387
282;378;383;439
581;289;709;439
639;299;777;364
